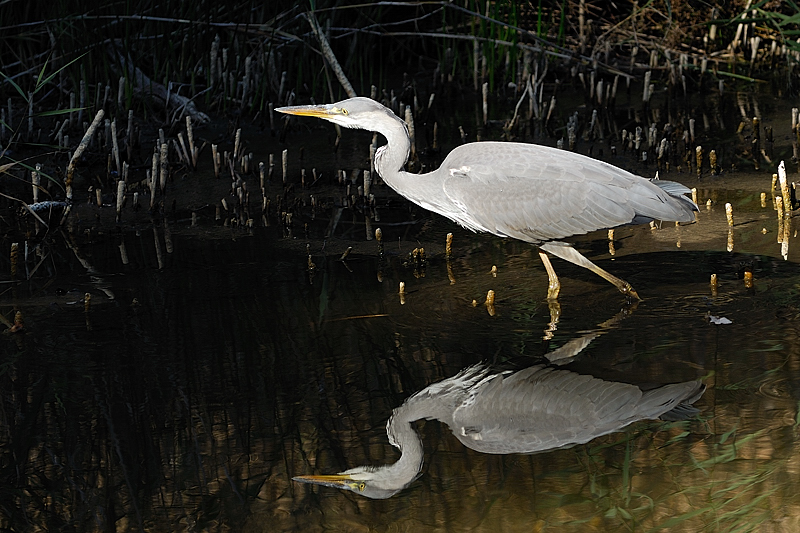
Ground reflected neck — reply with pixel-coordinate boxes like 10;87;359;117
380;404;425;488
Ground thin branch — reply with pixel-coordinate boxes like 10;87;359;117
0;192;49;227
306;11;357;98
66;108;104;198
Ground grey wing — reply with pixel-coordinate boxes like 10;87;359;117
450;365;651;454
440;142;693;243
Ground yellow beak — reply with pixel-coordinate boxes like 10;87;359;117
293;473;358;490
275;104;340;118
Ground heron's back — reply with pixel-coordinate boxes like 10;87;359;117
436;142;697;243
449;365;703;454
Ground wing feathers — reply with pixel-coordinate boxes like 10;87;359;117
450;365;702;454
438;142;696;243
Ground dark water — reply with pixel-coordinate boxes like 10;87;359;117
3;91;800;531
3;188;800;531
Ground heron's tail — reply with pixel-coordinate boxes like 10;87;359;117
659;381;706;421
627;178;699;225
652;179;699;218
652;179;691;197
636;381;705;421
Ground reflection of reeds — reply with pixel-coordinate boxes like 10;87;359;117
4;227;800;531
567;421;783;532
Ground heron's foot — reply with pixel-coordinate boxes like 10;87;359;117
619;282;642;301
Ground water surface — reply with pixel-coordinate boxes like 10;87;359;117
2;90;800;532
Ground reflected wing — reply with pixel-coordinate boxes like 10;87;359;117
440;142;694;243
450;365;699;454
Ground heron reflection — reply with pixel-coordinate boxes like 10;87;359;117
294;363;704;499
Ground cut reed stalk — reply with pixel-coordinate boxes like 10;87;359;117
186;116;197;168
696;146;703;177
10;242;18;279
150;147;158;209
116;180;125;221
159;143;168;193
66;109;105;202
111;119;120;173
404;106;416;159
779;161;792;216
212;144;220;178
126;109;134;161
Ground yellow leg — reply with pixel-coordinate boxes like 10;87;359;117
539;243;642;301
538;250;561;300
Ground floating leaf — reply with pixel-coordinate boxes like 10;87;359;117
709;315;732;325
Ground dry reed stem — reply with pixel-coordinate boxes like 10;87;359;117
66;109;105;200
114;50;210;123
159;143;168;193
186;116;197;168
778;161;792;216
307;11;356;98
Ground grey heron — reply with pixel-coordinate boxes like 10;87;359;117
294;363;704;499
277;97;698;300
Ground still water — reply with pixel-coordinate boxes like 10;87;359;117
3;180;800;531
3;97;800;531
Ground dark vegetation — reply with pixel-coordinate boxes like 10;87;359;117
0;1;798;220
1;1;800;530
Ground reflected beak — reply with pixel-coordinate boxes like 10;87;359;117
293;473;356;490
275;104;340;119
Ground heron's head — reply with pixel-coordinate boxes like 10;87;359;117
276;97;401;132
293;464;413;499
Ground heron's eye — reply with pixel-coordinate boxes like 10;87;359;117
341;108;349;115
358;483;366;491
